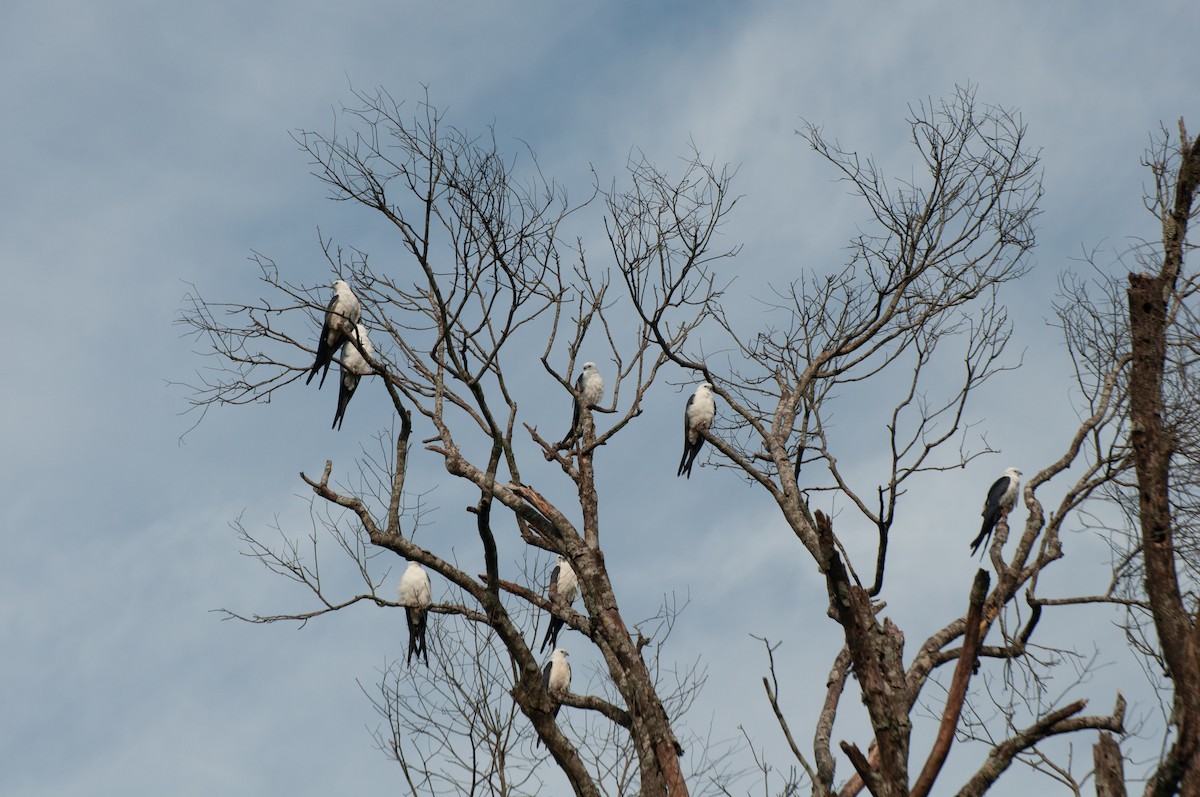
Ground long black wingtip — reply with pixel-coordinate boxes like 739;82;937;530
968;528;991;559
678;446;697;478
332;394;349;430
541;618;562;653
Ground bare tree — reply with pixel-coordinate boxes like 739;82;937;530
621;86;1133;797
182;87;740;797
181;86;1179;796
1065;121;1200;797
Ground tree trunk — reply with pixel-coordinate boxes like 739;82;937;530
1125;122;1200;797
1094;732;1127;797
816;511;911;797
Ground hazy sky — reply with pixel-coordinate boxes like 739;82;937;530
3;2;1198;794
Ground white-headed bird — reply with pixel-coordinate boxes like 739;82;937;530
540;555;579;653
543;648;571;718
560;362;604;446
970;467;1022;557
307;279;362;388
535;648;572;747
677;382;716;478
332;323;374;430
397;561;432;666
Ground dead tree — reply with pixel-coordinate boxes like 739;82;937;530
1078;121;1200;797
622;86;1129;796
181;86;1164;796
181;88;739;797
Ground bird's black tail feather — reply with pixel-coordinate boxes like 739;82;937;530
678;441;702;478
970;512;999;558
309;330;350;389
558;401;582;448
332;375;359;430
541;617;563;653
406;607;428;666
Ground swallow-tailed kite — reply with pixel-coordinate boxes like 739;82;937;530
540;555;579;653
560;362;604;445
307;279;362;388
397;561;432;666
970;467;1022;557
677;382;716;478
332;323;374;430
543;648;571;718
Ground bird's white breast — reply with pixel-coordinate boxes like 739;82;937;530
333;285;363;332
548;658;571;692
342;326;374;375
688;390;715;427
398;566;431;605
582;372;604;405
558;562;579;603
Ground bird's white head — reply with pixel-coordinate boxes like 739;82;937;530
557;554;569;565
333;279;350;292
554;648;569;659
407;560;423;571
700;382;713;391
582;362;596;372
1004;467;1022;479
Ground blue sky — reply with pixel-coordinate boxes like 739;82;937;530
3;1;1198;794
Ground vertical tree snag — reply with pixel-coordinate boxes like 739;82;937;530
1126;122;1200;797
910;570;989;797
816;510;911;797
1094;732;1127;797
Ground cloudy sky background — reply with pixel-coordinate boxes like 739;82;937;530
3;1;1198;794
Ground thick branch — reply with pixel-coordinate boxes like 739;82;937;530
957;694;1125;797
1093;731;1127;797
910;569;990;797
816;510;910;797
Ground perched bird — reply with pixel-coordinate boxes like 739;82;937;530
560;362;604;445
970;467;1022;557
543;648;572;718
331;323;374;431
397;561;432;666
677;382;716;478
540;555;579;653
307;279;362;388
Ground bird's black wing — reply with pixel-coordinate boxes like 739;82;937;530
307;293;345;387
571;373;584;425
984;475;1011;512
405;606;420;665
416;607;429;666
559;372;587;446
677;395;697;477
970;476;1012;557
541;617;563;653
332;368;361;430
540;563;565;652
